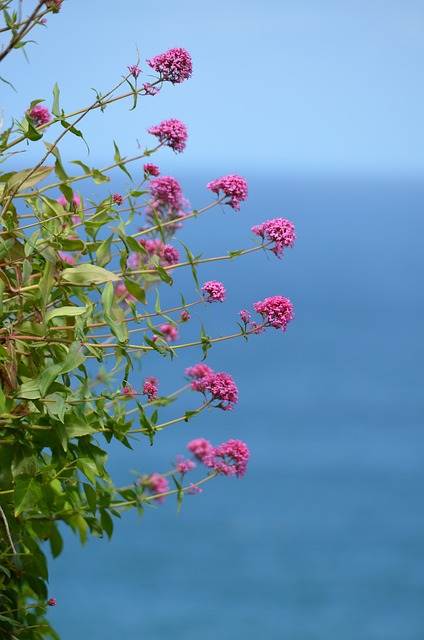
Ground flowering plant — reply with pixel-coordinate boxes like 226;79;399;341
0;3;296;638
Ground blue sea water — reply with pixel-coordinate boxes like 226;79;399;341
48;174;424;639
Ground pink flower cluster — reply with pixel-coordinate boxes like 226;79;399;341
147;47;192;84
144;163;160;177
201;280;226;303
127;239;180;270
114;282;135;303
187;438;250;477
143;83;159;96
112;193;123;205
253;295;294;331
128;64;141;78
185;363;213;380
28;104;51;127
252;217;296;257
145;473;169;502
187;437;213;461
148;119;188;153
149;176;184;209
159;323;178;342
239;309;251;324
207;175;248;210
176;456;196;475
143;377;158;401
57;194;81;208
186;365;238;410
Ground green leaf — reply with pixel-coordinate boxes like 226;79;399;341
46;305;87;322
155;265;173;286
113;140;122;163
83;483;97;512
180;241;200;288
49;524;64;558
44;393;66;422
17;379;41;399
7;165;53;192
61;264;119;285
44;144;69;181
39;260;54;309
113;141;133;179
123;278;146;304
14;476;42;516
102;282;128;343
100;509;114;539
91;169;110;184
40;342;86;396
64;420;97;439
71;159;91;175
96;235;113;267
52;82;61;117
59;237;85;251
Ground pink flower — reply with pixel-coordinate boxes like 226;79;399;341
122;385;136;398
144;163;160;176
159;323;178;342
253;295;294;331
176;456;196;475
207;175;248;210
180;310;191;322
187;438;214;462
202;280;226;303
112;193;123;205
28;104;51;127
185;363;214;390
145;473;169;503
162;244;180;265
127;252;141;270
128;64;141;78
148;119;188;153
143;376;158;401
202;371;239;410
58;251;76;266
47;597;57;607
143;83;159;96
240;309;251;324
204;439;250;477
147;47;192;84
150;176;184;209
138;238;163;255
129;239;179;269
251;217;296;257
115;282;136;303
187;483;203;495
57;194;81;209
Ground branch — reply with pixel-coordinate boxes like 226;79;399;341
0;0;45;63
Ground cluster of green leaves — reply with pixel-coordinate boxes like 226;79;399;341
0;5;269;638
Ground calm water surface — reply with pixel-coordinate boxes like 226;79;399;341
49;174;424;639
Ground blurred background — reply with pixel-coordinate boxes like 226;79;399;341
3;1;424;638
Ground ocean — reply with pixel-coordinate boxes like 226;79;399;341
47;173;424;639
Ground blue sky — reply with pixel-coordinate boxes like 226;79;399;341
2;0;424;175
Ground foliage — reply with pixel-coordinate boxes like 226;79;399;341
0;2;296;638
